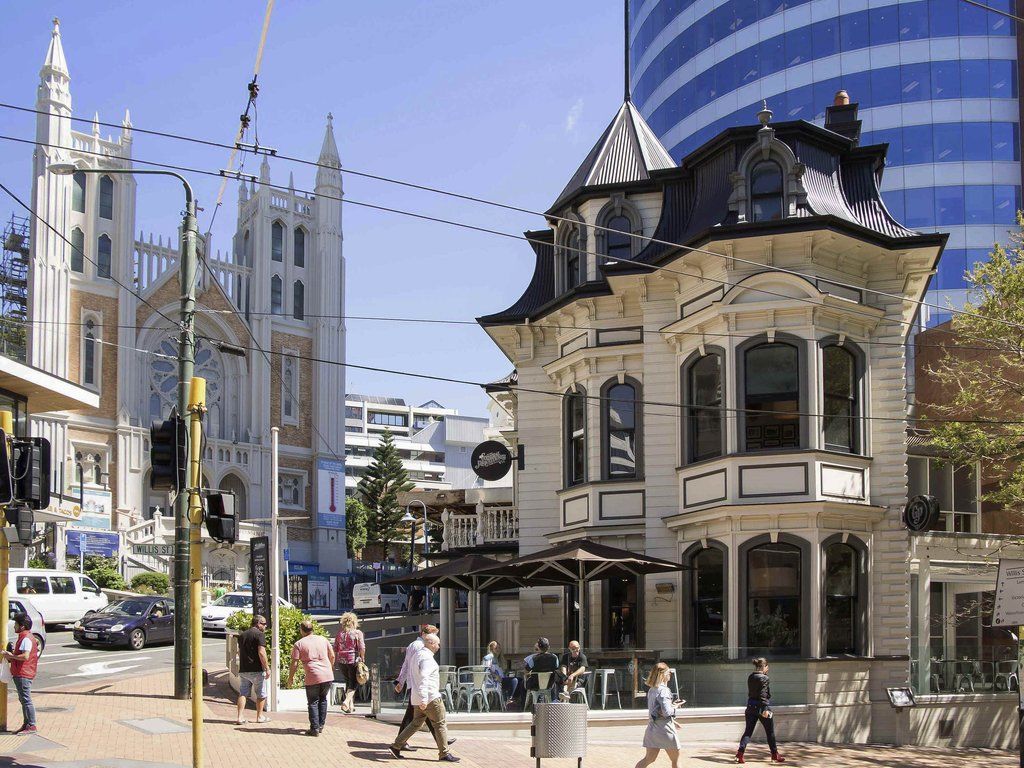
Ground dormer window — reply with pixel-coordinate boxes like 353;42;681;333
750;161;784;222
565;228;582;290
604;215;632;262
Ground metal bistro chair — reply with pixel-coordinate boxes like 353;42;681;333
952;660;981;693
524;671;555;711
438;665;457;710
456;666;491;713
593;668;622;710
995;660;1019;692
567;670;591;706
483;669;508;711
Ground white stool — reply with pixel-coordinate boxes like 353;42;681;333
594;669;621;710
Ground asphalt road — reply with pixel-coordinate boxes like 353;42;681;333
30;629;225;691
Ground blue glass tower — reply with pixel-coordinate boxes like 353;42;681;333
629;0;1021;322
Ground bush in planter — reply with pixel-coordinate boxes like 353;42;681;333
131;572;169;595
226;607;329;689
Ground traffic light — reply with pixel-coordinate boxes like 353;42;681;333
0;429;13;506
4;505;34;546
150;409;186;493
12;437;50;510
205;492;236;544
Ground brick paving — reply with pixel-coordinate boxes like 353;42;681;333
0;670;1015;768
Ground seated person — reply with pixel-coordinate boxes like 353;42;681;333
482;640;518;705
557;640;589;701
523;637;559;690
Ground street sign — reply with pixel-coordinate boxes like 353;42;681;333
471;440;513;482
250;536;272;628
903;494;940;532
67;530;120;558
131;543;174;557
993;559;1024;627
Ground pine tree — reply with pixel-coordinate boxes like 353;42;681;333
356;430;414;553
345;496;369;558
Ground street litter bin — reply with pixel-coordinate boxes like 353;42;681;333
531;702;587;768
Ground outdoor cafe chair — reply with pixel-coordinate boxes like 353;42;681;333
568;671;591;706
523;671;555;711
456;666;490;713
995;660;1019;692
952;660;980;693
593;668;622;710
438;665;457;710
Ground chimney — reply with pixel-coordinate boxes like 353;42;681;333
825;90;861;144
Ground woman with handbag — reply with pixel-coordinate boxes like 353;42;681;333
634;662;683;768
735;657;785;763
334;612;365;714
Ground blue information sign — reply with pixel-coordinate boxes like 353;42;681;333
66;530;119;558
317;458;346;529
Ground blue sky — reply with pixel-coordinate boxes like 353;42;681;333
0;1;627;418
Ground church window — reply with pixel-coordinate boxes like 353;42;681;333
282;353;299;424
99;175;114;220
150;336;226;439
293;281;304;320
294;228;305;267
278;473;304;508
271;275;283;314
97;235;112;278
72;171;86;213
272;222;284;262
70;228;84;273
83;318;98;387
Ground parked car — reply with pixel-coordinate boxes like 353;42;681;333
6;598;47;652
201;592;293;635
72;597;174;650
9;569;108;626
353;582;407;614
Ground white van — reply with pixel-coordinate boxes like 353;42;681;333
9;569;108;626
353;582;407;614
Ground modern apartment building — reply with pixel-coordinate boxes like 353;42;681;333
629;0;1020;322
343;395;506;493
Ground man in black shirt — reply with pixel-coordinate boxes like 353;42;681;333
236;615;271;725
524;637;559;692
556;641;588;701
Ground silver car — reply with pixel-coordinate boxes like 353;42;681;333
7;598;47;652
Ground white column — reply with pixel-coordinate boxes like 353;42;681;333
809;530;822;658
916;554;931;694
467;590;479;661
439;587;454;665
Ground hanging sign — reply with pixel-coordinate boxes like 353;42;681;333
250;536;272;628
471;440;513;482
902;495;940;532
993;559;1024;627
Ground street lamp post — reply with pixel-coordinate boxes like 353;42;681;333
48;161;197;700
400;511;416;573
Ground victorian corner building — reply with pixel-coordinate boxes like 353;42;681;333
25;21;348;579
476;94;1015;745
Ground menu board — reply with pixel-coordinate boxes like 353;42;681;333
250;535;272;630
992;559;1024;627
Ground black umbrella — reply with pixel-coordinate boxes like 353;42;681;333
383;554;552;592
472;538;689;641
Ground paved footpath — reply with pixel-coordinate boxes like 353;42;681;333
0;670;1015;768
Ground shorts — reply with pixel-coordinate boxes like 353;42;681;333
239;671;266;700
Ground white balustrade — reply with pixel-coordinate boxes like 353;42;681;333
441;507;518;550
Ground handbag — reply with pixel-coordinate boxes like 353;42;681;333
355;660;369;686
0;659;13;685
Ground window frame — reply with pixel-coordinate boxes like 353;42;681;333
72;171;87;213
749;160;785;222
683;541;729;650
907;455;981;533
98;175;114;220
81;313;101;390
97;234;112;279
281;351;299;426
738;533;811;656
70;227;85;273
277;471;306;510
563;385;588;488
270;274;283;315
736;334;807;454
820;340;865;455
293;226;306;268
682;347;727;464
600;376;643;481
821;534;869;657
271;221;285;262
293;280;305;320
595;196;643;265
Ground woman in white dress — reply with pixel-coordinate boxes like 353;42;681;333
634;662;683;768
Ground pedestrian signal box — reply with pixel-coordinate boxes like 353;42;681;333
205;492;236;544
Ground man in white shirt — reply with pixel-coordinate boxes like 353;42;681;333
395;624;453;748
389;634;458;762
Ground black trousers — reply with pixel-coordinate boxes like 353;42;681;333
738;704;777;754
399;702;439;738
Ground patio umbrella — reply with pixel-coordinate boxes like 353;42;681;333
383;553;552;592
472;538;689;643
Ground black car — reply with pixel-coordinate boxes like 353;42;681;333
73;596;175;650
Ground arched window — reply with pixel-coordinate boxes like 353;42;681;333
241;230;250;266
70;227;84;273
99;175;114;220
746;541;801;653
565;228;582;290
824;542;860;655
293;281;304;320
750;161;783;222
563;386;587;487
294;228;305;267
283;358;295;420
83;319;97;387
72;171;86;213
271;275;283;314
604;214;633;263
743;341;800;451
272;222;284;262
603;379;641;479
97;235;112;278
685;351;724;463
691;547;725;649
823;345;858;453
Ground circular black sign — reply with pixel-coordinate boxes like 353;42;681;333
903;494;940;532
471;440;513;482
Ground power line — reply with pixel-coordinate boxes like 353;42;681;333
0;103;997;331
957;0;1024;24
0;133;965;339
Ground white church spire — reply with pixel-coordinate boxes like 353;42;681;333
315;113;341;192
41;17;69;78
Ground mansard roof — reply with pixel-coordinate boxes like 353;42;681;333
479;107;947;328
548;100;676;214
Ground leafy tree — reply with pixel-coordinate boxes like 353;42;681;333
131;572;170;595
356;430;414;554
345;496;369;558
924;232;1024;517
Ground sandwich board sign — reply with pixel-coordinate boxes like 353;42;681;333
992;559;1024;627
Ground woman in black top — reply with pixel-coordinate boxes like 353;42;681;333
735;658;784;763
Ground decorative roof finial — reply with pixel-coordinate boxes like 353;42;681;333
834;90;850;106
757;100;773;127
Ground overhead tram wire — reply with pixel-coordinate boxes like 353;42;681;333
0;104;1008;333
957;0;1024;23
0;134;1002;342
